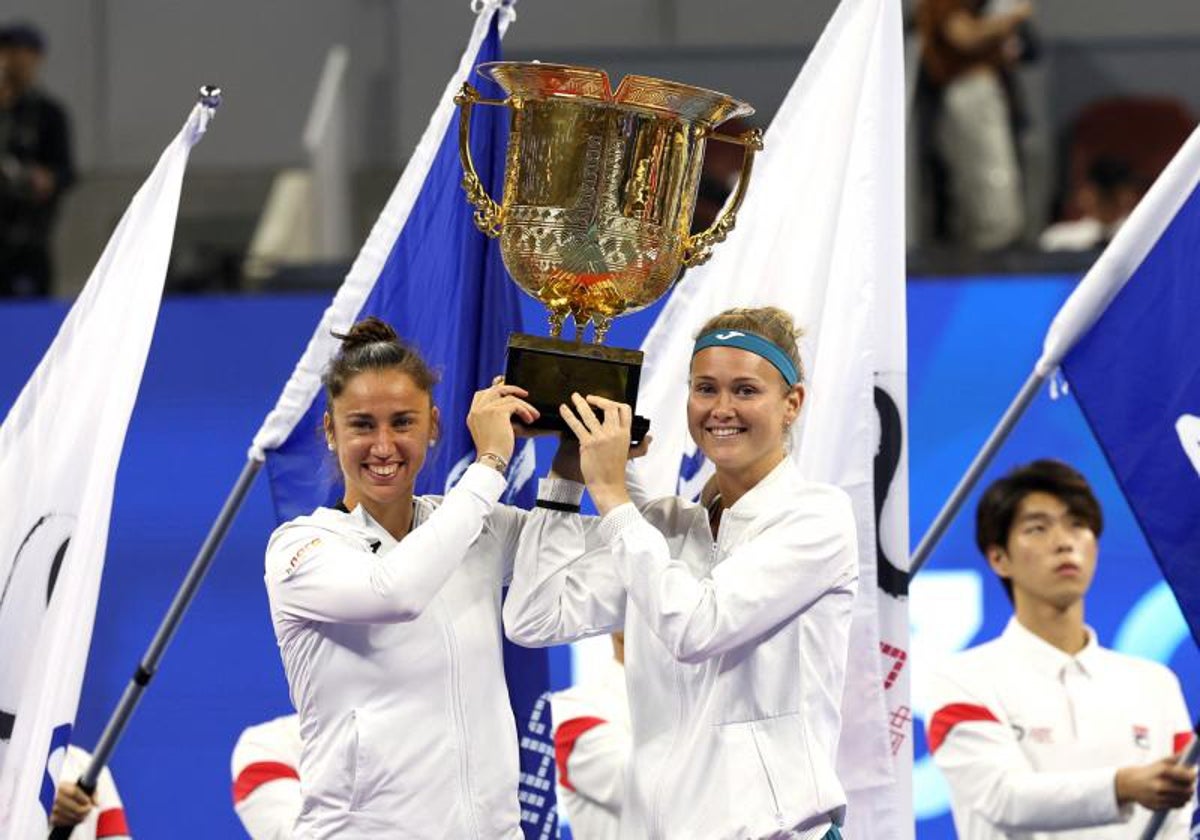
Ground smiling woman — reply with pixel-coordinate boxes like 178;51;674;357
262;317;540;839
504;306;859;840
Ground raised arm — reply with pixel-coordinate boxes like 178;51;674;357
598;494;856;664
503;476;626;646
268;463;508;624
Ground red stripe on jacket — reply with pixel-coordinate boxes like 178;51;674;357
1174;731;1195;754
232;761;300;804
928;703;1001;753
554;717;607;792
96;807;129;837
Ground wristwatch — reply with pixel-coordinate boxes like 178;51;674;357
476;451;508;474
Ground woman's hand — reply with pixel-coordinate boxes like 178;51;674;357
559;393;633;514
467;377;539;463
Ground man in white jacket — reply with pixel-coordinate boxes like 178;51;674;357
926;459;1197;839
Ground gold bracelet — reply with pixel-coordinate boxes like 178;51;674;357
476;451;509;474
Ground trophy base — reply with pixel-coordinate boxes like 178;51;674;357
504;333;651;445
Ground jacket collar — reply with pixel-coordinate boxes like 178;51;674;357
724;457;796;520
1001;616;1102;679
330;498;428;554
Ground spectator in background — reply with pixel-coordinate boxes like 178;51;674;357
1039;157;1142;252
917;0;1033;251
50;745;131;839
0;21;74;297
231;714;303;840
552;633;632;840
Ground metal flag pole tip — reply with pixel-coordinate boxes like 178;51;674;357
198;85;223;109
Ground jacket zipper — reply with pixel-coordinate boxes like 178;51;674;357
650;537;720;840
444;606;483;838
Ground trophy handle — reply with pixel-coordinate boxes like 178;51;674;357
681;127;764;268
453;82;508;238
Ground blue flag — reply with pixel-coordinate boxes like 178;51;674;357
261;18;531;518
1058;168;1200;648
251;7;555;836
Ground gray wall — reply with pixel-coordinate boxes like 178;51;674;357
5;0;1200;289
9;0;1200;172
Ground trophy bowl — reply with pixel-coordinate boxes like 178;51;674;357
455;62;762;439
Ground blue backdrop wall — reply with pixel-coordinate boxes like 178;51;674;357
0;276;1194;838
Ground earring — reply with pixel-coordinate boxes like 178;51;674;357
327;441;335;451
429;439;437;449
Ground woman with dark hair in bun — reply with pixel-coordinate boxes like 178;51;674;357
506;306;859;840
264;317;538;839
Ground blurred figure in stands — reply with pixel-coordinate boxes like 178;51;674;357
917;0;1033;251
1040;157;1142;252
0;21;74;297
552;634;632;840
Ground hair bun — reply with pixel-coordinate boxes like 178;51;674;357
338;316;399;351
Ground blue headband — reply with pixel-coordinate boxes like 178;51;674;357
692;329;801;386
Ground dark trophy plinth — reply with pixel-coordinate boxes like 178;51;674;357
505;334;650;444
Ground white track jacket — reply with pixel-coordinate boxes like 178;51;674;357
505;459;859;840
927;618;1196;839
265;464;524;840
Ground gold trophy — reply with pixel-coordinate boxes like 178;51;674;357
455;62;761;440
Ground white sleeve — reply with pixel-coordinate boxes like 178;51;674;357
503;478;626;646
234;781;302;840
93;764;129;840
481;500;530;587
267;464;505;624
624;457;657;510
927;666;1127;831
555;719;629;812
230;718;302;840
596;496;857;664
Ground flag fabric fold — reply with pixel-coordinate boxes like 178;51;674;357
1050;125;1200;647
0;102;211;838
630;0;911;836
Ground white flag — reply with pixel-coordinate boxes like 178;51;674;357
0;102;212;837
632;0;911;836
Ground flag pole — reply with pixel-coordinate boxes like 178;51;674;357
49;455;260;840
909;368;1047;578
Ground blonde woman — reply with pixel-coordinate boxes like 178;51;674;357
506;307;858;840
